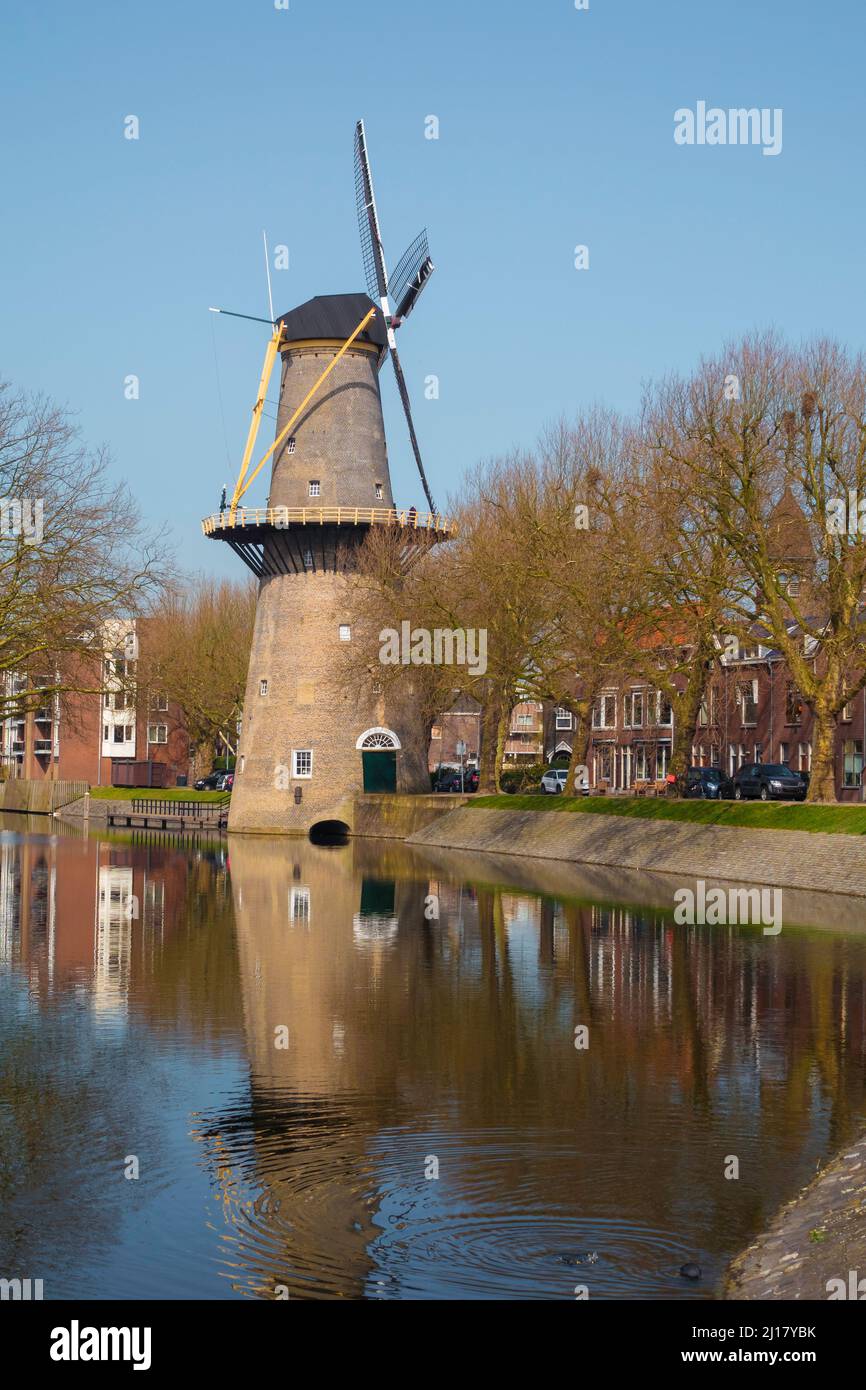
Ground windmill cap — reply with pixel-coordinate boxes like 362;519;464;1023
275;293;388;350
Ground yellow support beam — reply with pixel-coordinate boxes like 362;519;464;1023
230;322;285;515
233;306;377;507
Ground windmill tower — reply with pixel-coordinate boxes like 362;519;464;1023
203;122;451;835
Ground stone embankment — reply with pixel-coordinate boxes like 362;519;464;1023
725;1134;866;1300
408;806;866;900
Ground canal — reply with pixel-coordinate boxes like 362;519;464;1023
1;814;865;1300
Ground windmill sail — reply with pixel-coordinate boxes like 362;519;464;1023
389;230;435;323
354;120;389;302
390;345;436;515
354;119;437;516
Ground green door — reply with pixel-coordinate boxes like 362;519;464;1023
362;750;397;792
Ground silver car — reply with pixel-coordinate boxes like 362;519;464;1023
540;767;589;795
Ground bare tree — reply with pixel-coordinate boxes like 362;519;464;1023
138;575;257;774
0;384;170;719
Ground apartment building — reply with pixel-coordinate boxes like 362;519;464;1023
0;623;190;787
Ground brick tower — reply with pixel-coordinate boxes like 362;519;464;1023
203;293;451;835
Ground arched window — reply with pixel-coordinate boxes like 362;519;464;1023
356;727;401;750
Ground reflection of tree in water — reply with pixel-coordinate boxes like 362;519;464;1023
214;833;866;1297
0;836;243;1295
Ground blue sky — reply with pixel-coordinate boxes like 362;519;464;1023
2;0;864;574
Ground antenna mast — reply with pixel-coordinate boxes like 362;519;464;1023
262;229;275;325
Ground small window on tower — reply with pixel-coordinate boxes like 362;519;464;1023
292;749;313;779
303;549;314;570
309;480;320;497
339;625;351;642
287;437;297;454
260;679;269;697
375;482;383;500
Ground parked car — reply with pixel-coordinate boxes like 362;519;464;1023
681;766;734;800
540;767;590;795
435;768;479;793
732;763;807;802
795;770;811;794
541;768;568;794
194;770;233;792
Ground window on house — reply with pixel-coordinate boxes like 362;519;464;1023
841;701;853;722
779;572;800;596
655;746;668;780
292;749;313;779
150;693;168;712
698;696;708;727
516;713;533;727
710;744;720;765
779;741;790;765
844;740;864;788
308;480;320;497
103;724;109;742
786;683;802;725
624;691;643;728
113;727;125;744
754;745;763;763
431;725;441;739
147;724;167;744
799;742;812;772
593;694;616;729
260;679;269;696
339;625;351;642
287;437;297;454
634;745;647;780
375;483;383;500
739;680;758;725
739;642;761;660
657;693;673;726
555;708;573;730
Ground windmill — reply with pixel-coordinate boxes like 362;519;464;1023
354;119;436;515
201;121;453;835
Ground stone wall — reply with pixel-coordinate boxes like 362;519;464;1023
408;805;866;900
351;793;468;840
0;779;89;815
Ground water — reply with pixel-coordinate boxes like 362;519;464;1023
1;813;865;1300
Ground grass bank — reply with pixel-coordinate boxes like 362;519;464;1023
88;786;226;803
470;794;866;836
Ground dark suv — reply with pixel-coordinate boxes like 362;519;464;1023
732;763;807;802
681;766;734;800
435;768;479;793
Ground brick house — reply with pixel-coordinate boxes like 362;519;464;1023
538;635;866;801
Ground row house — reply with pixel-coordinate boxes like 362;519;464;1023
428;696;483;773
542;637;866;801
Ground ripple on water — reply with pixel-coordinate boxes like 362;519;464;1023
190;1102;710;1299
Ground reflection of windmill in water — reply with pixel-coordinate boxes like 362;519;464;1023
191;837;431;1299
204;122;454;835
